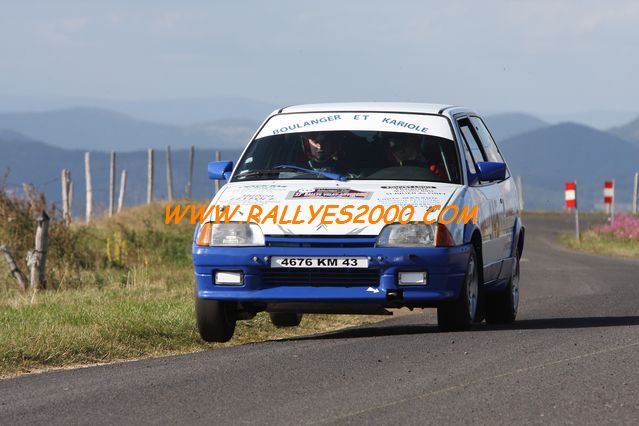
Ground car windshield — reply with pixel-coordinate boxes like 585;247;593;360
232;130;461;183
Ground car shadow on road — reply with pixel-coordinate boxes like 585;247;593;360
284;315;639;342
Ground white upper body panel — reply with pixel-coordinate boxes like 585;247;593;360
205;102;490;240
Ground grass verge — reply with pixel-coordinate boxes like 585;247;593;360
1;201;383;378
0;283;381;378
560;231;639;258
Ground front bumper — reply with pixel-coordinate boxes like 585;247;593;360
193;243;471;307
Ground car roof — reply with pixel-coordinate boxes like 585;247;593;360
278;102;462;115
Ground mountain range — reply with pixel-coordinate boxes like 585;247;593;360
1;103;638;212
0;108;257;152
500;123;639;210
0;129;242;214
608;116;639;146
483;113;548;142
0;95;276;125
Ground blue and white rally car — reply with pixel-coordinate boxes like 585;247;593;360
193;103;524;342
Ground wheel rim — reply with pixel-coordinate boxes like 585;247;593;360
511;256;520;314
466;254;478;320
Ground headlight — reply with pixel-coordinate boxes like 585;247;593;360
196;222;265;247
376;223;455;247
376;223;435;247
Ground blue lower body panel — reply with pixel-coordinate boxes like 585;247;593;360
193;244;471;307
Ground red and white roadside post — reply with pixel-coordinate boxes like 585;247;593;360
604;180;615;226
565;181;579;241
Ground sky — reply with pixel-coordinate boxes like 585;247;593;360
1;0;638;122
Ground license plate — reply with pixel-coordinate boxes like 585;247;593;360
270;256;369;268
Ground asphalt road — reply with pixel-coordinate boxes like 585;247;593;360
2;215;638;425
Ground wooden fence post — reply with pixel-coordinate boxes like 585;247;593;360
0;245;28;291
166;145;174;201
186;145;194;199
61;169;71;224
117;169;127;213
214;150;221;194
85;152;93;223
69;181;73;218
29;211;50;290
147;149;154;204
109;151;116;217
61;169;67;218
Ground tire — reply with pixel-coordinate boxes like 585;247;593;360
195;298;237;342
437;245;481;331
485;247;520;324
269;312;303;327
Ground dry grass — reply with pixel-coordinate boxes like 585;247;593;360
0;282;380;378
1;194;382;378
560;231;639;258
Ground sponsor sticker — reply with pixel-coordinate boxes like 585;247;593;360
288;188;371;199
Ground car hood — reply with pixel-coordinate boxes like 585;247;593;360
212;180;461;236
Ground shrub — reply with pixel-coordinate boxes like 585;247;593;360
1;176;193;290
592;213;639;240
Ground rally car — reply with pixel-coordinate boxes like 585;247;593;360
193;103;524;342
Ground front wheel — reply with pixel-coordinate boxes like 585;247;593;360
269;312;303;327
437;246;481;331
195;298;237;342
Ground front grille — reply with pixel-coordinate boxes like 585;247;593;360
262;268;380;286
267;241;375;248
265;236;376;248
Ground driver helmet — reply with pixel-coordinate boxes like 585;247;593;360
301;132;339;163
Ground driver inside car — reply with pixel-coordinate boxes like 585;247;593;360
300;132;343;172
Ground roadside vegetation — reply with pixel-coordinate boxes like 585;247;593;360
0;184;379;378
560;213;639;258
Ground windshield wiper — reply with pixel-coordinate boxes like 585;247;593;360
235;169;284;179
273;165;348;181
236;165;348;181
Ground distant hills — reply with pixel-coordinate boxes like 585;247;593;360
190;118;260;141
0;108;563;154
0;130;242;216
0;95;276;125
608;116;639;146
95;96;276;126
0;108;256;152
1;103;638;212
484;113;548;142
501;123;639;210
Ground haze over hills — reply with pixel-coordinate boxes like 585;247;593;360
2;104;638;213
0;95;276;125
484;113;548;143
190;118;260;142
539;110;639;130
500;122;639;210
0;108;254;152
608;115;639;146
0;107;552;154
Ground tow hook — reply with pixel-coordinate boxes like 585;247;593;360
386;289;403;301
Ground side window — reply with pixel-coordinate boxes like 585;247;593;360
458;118;486;176
469;116;504;163
460;138;477;174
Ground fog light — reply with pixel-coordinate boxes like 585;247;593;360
215;271;243;285
398;271;427;285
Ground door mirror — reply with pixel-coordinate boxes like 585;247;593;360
476;161;506;182
208;161;233;180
